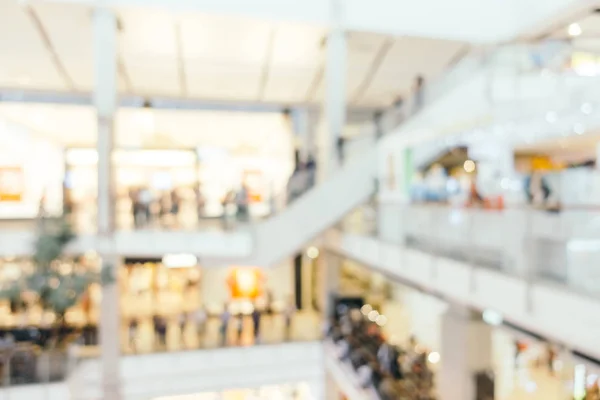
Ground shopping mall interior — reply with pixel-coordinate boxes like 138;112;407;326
1;0;600;399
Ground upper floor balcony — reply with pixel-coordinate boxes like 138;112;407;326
332;200;600;360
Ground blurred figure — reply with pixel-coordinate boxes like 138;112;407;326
138;187;153;227
413;75;425;112
221;190;236;230
220;307;231;346
306;155;316;189
251;308;261;341
128;319;138;353
153;315;167;349
195;307;207;342
373;110;384;139
170;189;180;218
195;184;205;223
179;313;187;347
336;136;346;165
284;301;295;340
236;184;250;222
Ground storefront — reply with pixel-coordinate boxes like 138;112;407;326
0;119;63;219
120;256;202;319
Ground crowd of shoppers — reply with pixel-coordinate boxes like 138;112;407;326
327;307;434;400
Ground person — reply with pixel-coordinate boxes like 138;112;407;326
236;184;250;222
283;301;295;340
194;307;207;343
236;314;244;345
138;187;153;227
220;307;231;346
413;75;425;113
128;319;138;353
373;110;384;139
179;313;187;347
546;343;556;375
306;156;316;189
170;189;180;219
153;315;167;349
221;189;236;230
336;135;345;165
195;184;205;223
251;308;261;341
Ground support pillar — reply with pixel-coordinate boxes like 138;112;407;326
318;1;346;181
93;7;122;400
318;251;341;318
438;305;493;400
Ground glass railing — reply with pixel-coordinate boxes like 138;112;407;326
346;201;600;297
0;308;321;388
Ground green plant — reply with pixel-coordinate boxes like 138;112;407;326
0;217;97;344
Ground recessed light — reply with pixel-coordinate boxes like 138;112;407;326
581;103;593;115
568;23;582;37
545;111;558;123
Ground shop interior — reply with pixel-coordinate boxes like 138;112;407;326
331;255;600;400
0;250;322;354
0;103;296;231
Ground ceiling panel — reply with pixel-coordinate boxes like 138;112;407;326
32;3;93;90
185;61;262;100
119;9;179;96
262;68;316;103
0;1;65;90
180;14;272;66
360;37;464;106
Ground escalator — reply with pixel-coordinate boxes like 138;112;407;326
248;147;378;266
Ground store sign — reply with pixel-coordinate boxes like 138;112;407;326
0;167;24;201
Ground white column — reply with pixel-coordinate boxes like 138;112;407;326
438;305;493;400
318;251;340;317
319;0;346;180
93;7;122;400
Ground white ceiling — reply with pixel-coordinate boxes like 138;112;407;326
0;102;293;157
0;1;466;107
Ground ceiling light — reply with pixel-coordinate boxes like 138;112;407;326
375;315;388;327
361;304;372;315
482;309;503;326
581;103;593;115
306;246;319;259
367;310;379;322
568;23;582;37
463;160;476;173
162;253;197;268
427;352;440;364
545;111;557;123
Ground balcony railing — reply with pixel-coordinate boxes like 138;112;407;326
370;203;600;297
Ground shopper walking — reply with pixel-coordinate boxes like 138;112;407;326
128;318;138;353
236;184;250;223
336;136;346;166
179;313;187;348
251;308;261;342
220;307;231;346
195;307;207;344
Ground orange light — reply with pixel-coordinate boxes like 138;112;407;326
227;267;264;299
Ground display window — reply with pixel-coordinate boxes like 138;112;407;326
121;258;201;319
0;119;63;218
